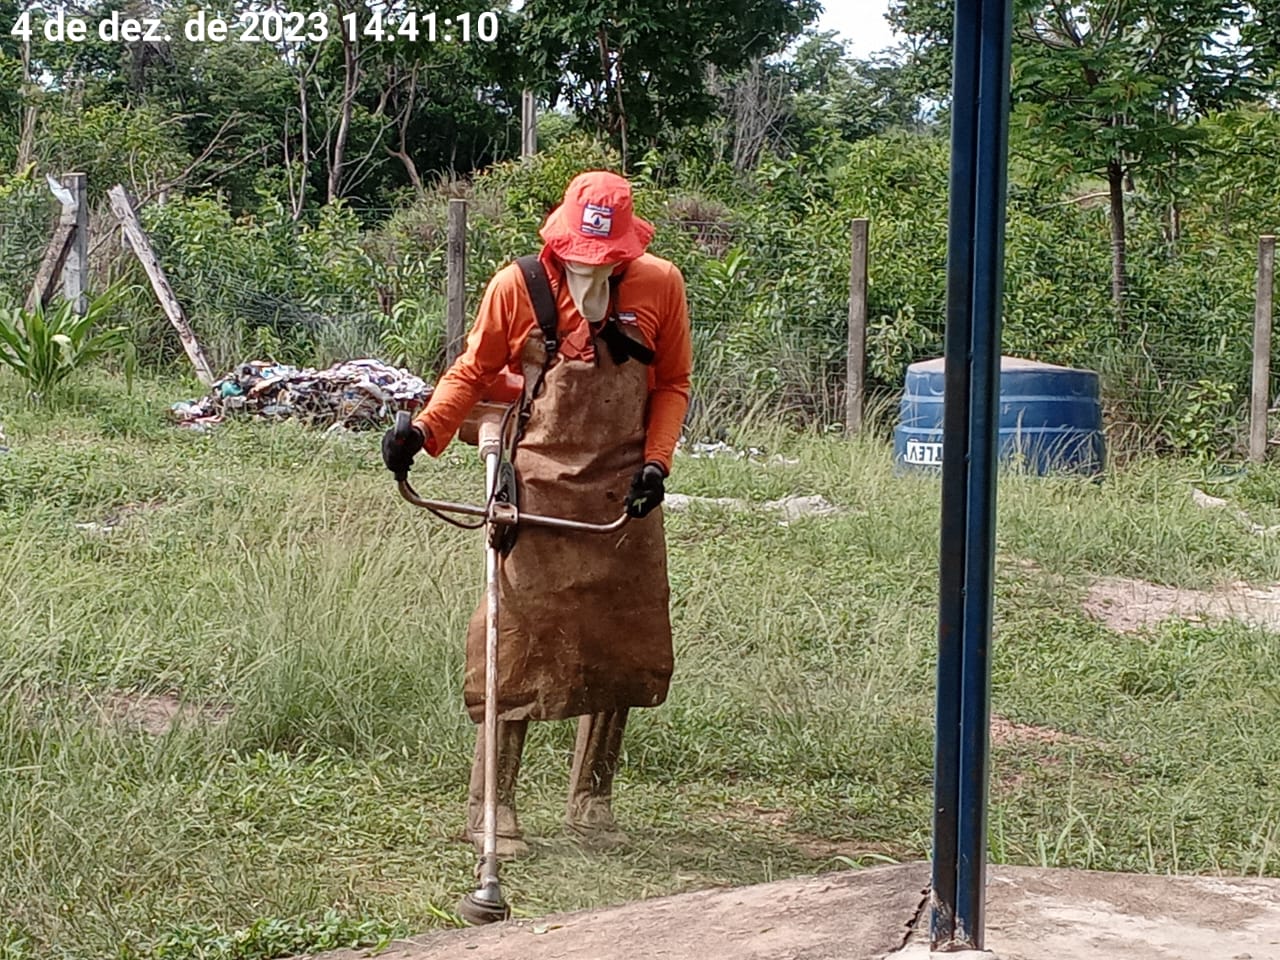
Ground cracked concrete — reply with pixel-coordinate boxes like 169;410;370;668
305;863;1280;960
309;864;929;960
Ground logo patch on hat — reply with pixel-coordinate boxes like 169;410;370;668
580;203;614;238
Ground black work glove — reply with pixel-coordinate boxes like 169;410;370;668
381;422;425;479
625;462;666;518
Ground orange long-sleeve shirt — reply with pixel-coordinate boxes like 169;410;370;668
414;249;693;474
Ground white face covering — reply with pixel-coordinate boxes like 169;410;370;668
563;260;617;323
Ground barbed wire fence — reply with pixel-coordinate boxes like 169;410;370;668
1;178;1273;460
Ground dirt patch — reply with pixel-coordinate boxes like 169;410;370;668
722;804;792;828
663;493;846;523
1000;557;1280;635
989;714;1089;748
91;690;231;735
95;691;230;735
12;686;231;735
713;803;910;865
789;835;907;863
988;714;1132;793
1083;576;1280;634
74;499;167;535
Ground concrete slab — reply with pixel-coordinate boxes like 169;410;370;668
976;866;1280;959
309;863;931;960
306;862;1280;960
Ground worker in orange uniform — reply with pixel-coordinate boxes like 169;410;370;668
381;170;693;857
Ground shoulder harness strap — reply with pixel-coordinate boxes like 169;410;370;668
510;254;559;450
599;319;655;366
487;254;559;558
602;268;654;366
516;254;558;367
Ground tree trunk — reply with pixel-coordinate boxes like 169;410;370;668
291;63;312;219
16;104;37;172
614;54;628;170
1107;158;1126;318
387;65;424;194
597;26;627;169
389;148;424;194
15;37;35;173
329;24;359;203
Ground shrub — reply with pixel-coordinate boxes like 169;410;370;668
0;290;134;401
0;170;56;305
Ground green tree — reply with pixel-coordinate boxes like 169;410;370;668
36;103;192;203
680;32;925;175
7;0;523;214
0;0;23;170
785;33;923;149
1190;106;1280;239
888;0;1270;313
346;11;521;202
517;0;821;167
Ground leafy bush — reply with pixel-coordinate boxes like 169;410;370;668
378;294;446;374
0;169;57;305
99;124;1274;453
135;197;384;371
0;291;134;401
1167;378;1241;460
37;104;191;204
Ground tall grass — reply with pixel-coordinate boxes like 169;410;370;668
3;371;1280;958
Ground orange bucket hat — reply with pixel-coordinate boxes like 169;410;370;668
538;170;655;265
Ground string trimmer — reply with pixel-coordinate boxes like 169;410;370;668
389;409;628;925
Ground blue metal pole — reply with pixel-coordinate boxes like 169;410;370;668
955;0;1013;945
930;0;981;944
933;0;1013;948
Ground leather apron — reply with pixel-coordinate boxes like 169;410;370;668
462;325;674;722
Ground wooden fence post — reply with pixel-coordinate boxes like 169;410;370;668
24;172;86;316
845;218;870;436
62;173;88;314
25;221;76;316
446;198;468;367
1250;235;1276;462
521;90;537;159
108;184;215;386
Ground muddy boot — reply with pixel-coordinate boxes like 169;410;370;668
466;718;531;859
565;708;629;850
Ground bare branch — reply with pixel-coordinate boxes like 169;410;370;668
385;62;424;193
143;113;243;204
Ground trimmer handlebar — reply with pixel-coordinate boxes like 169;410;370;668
393;406;628;533
396;478;629;532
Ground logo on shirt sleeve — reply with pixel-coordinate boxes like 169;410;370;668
580;203;614;238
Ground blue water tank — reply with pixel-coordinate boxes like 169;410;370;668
893;355;1105;476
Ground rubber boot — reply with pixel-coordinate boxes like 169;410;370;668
565;708;629;849
466;718;531;859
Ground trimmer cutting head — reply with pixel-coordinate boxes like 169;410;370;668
458;882;510;925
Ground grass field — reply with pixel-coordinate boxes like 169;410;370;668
4;372;1280;959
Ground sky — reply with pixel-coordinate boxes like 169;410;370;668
815;0;900;58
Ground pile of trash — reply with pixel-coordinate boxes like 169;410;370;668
170;359;433;431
